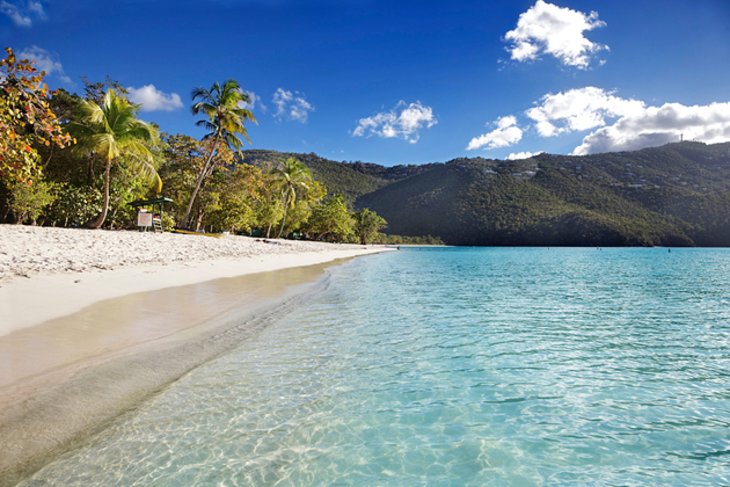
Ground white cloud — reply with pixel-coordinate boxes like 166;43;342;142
273;88;313;123
504;0;607;69
1;0;44;27
526;86;645;137
507;151;543;160
18;45;71;84
127;84;183;112
353;101;437;144
467;115;523;151
573;101;730;155
481;86;730;155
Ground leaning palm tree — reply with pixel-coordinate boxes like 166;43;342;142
183;80;256;228
70;90;160;229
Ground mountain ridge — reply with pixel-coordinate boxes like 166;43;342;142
242;142;730;246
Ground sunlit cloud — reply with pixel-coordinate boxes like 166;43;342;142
128;84;183;112
467;115;523;151
353;101;437;144
504;0;607;69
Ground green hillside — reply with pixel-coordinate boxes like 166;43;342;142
243;142;730;246
241;150;433;204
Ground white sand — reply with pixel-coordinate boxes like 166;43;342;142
0;225;394;484
0;225;391;336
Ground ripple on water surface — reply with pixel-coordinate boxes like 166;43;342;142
21;248;730;486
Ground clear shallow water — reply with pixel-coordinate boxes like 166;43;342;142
22;248;730;486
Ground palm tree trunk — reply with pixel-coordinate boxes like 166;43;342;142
88;159;111;229
277;206;289;238
277;192;290;238
182;137;220;229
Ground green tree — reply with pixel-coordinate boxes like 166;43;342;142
272;158;313;238
46;183;101;227
9;177;56;225
307;195;354;242
158;134;208;226
257;171;285;237
183;80;256;228
278;180;326;237
205;164;265;233
353;208;387;244
69;90;160;229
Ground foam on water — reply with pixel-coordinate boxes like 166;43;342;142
20;248;730;486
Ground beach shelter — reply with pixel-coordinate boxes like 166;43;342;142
129;197;173;232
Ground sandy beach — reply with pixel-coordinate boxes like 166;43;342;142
0;225;390;335
0;225;392;485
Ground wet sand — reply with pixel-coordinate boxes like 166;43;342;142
0;258;364;486
1;245;389;337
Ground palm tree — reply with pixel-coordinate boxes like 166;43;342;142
183;80;256;228
272;158;312;238
70;90;160;229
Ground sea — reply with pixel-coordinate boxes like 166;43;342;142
20;248;730;486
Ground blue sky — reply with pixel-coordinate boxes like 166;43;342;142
3;0;730;165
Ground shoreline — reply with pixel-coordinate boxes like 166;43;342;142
0;245;389;337
0;225;392;336
0;254;387;486
0;225;394;485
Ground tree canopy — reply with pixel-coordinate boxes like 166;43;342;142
0;48;73;185
69;89;159;228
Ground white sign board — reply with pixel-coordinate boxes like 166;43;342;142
137;211;153;227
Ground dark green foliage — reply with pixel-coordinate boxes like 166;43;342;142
241;150;432;205
372;233;444;245
47;183;102;227
236;142;730;246
356;142;730;246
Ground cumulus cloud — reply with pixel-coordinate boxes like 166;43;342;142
478;86;730;155
273;88;314;123
18;45;71;84
573;101;730;155
525;86;645;137
507;151;543;160
127;85;183;112
467;115;523;151
353;101;437;144
504;0;607;69
1;0;44;27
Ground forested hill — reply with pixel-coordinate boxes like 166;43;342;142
241;150;438;204
243;142;730;246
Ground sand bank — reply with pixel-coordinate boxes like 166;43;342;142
0;225;390;336
0;225;393;485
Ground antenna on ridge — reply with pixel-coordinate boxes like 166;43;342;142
680;133;684;142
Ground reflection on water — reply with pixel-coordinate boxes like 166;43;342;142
21;248;730;486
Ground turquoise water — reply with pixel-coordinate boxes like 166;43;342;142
22;248;730;486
